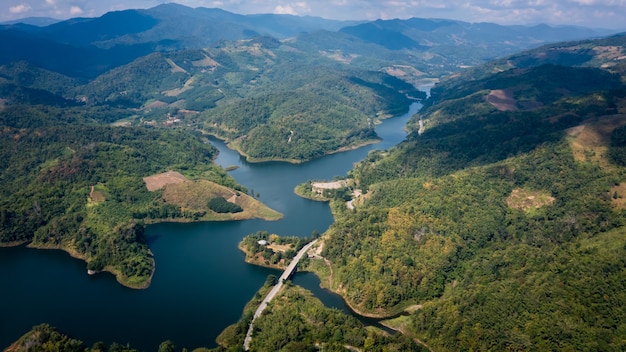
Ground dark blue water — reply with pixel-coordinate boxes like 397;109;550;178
0;102;420;351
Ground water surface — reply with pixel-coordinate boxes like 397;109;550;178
0;102;420;351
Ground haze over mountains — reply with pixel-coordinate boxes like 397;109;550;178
1;3;618;79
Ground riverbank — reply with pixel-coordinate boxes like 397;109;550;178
0;240;29;248
26;242;155;289
304;241;418;319
237;242;287;271
207;131;384;164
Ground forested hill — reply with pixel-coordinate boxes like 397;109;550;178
302;33;626;351
1;38;423;162
3;5;626;349
0;99;283;289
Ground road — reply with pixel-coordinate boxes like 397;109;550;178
243;239;318;351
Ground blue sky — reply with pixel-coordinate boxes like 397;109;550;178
2;0;626;29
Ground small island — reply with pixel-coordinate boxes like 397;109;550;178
239;231;317;270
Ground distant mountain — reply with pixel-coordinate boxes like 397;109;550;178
287;18;620;82
27;3;356;50
2;3;620;80
0;4;357;78
340;18;613;50
0;17;60;26
432;32;626;97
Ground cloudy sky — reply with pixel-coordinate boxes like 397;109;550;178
2;0;626;29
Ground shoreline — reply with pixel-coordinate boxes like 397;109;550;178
206;131;382;164
238;231;413;321
0;240;29;248
237;243;287;271
252;184;407;321
2;185;281;291
25;242;155;290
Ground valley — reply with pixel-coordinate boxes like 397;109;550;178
1;3;626;351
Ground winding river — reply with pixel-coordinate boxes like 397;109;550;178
0;102;421;351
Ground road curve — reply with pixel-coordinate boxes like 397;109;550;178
243;239;318;351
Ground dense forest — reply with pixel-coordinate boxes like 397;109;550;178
300;37;626;351
74;40;424;162
3;6;626;351
0;28;421;289
0;102;280;288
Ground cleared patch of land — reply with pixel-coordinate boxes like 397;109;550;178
507;188;555;211
192;53;220;68
609;183;626;210
143;170;187;191
485;89;518;111
568;114;626;167
143;170;282;221
165;58;187;73
89;185;106;203
311;180;346;193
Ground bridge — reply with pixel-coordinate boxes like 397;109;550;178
243;239;318;351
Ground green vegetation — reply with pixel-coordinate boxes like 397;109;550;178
239;231;312;268
305;39;626;350
4;18;626;352
5;324;138;352
70;41;422;162
207;197;243;213
0;102;277;288
217;282;427;352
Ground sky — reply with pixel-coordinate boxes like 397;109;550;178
2;0;626;30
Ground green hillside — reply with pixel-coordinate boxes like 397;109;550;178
298;35;626;351
73;39;422;162
3;13;626;351
0;103;280;289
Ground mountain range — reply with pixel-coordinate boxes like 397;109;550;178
2;3;617;78
2;3;626;351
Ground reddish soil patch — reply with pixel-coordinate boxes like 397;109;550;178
143;171;187;191
485;89;518;111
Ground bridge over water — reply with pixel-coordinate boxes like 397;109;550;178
243;239;318;351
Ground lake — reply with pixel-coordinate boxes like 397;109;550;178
0;102;421;351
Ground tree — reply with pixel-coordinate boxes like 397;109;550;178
158;340;176;352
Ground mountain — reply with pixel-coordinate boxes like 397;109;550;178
0;17;60;26
283;18;620;84
292;33;626;351
0;4;357;78
2;4;619;80
3;6;626;350
72;39;422;162
340;18;613;51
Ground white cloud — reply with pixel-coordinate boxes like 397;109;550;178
273;2;310;15
45;0;57;5
9;3;32;14
274;5;297;15
69;5;83;15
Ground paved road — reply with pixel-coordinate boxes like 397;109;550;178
243;239;318;351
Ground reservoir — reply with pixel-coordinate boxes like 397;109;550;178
0;102;421;351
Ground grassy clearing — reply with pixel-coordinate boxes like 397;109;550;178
506;188;556;212
161;178;282;221
568;115;626;167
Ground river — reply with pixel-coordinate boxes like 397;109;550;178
0;102;421;351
